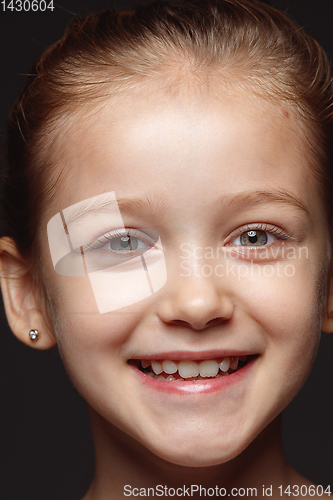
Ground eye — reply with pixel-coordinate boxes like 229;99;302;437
234;229;273;247
54;228;162;276
230;225;291;247
84;228;159;255
107;233;148;253
112;235;135;251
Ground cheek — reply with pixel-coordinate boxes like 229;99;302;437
239;252;322;320
238;257;323;386
44;272;141;376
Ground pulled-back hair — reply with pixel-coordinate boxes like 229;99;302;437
2;0;333;279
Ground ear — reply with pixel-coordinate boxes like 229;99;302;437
321;273;333;333
0;237;57;349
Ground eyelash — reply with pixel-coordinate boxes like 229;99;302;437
81;222;292;255
82;228;156;254
228;223;293;246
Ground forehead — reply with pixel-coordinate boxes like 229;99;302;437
46;84;321;224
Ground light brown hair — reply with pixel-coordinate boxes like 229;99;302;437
2;0;333;283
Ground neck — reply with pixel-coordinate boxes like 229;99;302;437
83;410;295;500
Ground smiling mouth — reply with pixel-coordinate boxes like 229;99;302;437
130;355;258;381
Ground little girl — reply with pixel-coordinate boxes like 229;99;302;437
1;0;333;498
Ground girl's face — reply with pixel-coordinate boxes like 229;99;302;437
41;84;329;466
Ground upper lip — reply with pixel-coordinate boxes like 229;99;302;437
129;350;258;361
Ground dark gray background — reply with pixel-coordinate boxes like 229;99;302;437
1;1;333;499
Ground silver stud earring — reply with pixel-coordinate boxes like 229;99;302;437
29;329;39;342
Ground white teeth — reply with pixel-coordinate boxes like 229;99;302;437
162;360;177;374
178;360;200;379
199;360;219;377
151;360;163;375
219;357;230;372
144;354;248;380
230;356;239;370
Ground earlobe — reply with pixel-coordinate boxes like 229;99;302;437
0;237;57;350
321;277;333;333
321;309;333;333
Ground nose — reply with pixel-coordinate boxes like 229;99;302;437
156;271;234;331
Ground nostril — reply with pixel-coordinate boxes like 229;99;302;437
167;317;225;330
168;319;192;328
206;317;224;327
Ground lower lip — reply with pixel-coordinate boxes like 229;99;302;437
130;357;257;395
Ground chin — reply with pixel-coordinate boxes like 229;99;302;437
146;435;247;468
152;449;238;468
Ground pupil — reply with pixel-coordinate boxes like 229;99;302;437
240;230;267;246
120;236;130;248
248;230;257;244
110;234;139;251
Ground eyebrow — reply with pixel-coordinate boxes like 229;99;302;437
219;189;312;220
63;194;169;226
63;188;312;226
